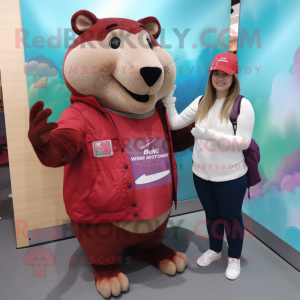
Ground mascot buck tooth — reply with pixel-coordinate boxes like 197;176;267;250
28;10;195;298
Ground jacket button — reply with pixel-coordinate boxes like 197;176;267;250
124;165;128;169
127;184;131;188
131;203;136;207
121;148;124;152
134;213;138;217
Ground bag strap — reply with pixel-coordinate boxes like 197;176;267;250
230;95;251;196
230;95;244;135
198;94;244;136
198;95;204;105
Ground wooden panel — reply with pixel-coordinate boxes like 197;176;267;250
0;0;69;248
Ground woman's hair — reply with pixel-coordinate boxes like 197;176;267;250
195;72;240;124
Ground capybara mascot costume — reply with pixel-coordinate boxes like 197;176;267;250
28;10;195;298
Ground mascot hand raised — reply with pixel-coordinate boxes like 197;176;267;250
28;101;58;147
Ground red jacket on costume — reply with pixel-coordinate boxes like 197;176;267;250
31;95;195;224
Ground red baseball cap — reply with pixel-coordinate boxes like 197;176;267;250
208;52;239;75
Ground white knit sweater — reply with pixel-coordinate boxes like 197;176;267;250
164;95;255;182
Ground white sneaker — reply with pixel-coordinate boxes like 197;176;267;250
225;258;241;280
197;249;222;267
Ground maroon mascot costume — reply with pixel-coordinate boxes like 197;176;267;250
28;10;195;298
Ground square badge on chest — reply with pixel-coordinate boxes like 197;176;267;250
92;140;113;157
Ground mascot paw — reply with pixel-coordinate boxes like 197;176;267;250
159;251;188;275
129;244;188;276
92;264;129;298
174;251;188;272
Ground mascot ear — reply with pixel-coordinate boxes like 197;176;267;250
138;17;161;39
71;10;98;35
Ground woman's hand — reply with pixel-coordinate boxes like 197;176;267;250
161;85;177;107
191;123;223;142
191;124;205;140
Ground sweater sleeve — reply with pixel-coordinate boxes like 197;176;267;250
165;96;202;130
32;106;86;168
216;98;255;149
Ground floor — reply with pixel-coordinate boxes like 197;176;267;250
0;163;299;300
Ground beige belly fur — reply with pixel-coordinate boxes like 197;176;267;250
113;206;172;234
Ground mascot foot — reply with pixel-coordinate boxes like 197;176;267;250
130;243;188;276
92;264;129;298
159;251;188;275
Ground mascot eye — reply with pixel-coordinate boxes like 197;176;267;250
147;38;153;50
109;37;121;49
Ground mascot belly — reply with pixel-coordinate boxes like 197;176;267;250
28;10;195;298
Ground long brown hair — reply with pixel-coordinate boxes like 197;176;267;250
195;72;240;124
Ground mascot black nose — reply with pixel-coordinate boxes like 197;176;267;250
140;67;162;87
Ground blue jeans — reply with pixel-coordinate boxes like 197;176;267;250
193;173;248;259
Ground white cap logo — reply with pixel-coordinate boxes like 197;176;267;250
209;57;228;71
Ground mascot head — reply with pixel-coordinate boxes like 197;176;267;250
63;10;176;114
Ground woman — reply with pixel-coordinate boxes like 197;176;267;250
162;52;255;280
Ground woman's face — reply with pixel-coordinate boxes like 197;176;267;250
211;70;233;93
